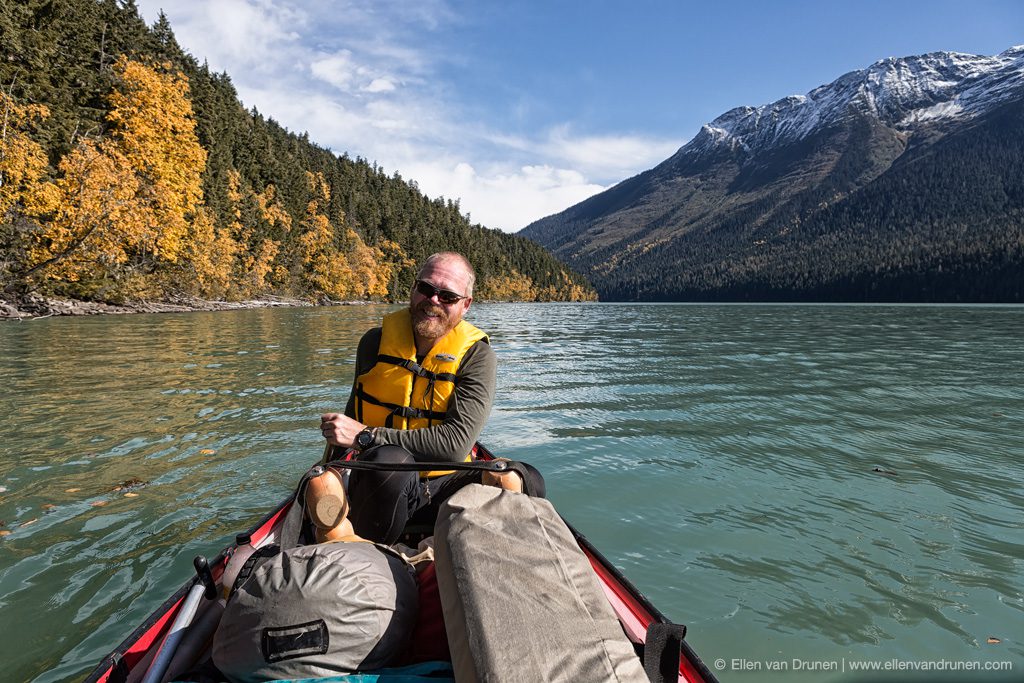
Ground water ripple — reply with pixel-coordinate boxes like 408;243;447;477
3;304;1024;680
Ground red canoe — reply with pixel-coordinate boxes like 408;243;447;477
85;444;718;683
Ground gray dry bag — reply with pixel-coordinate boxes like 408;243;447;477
212;540;417;683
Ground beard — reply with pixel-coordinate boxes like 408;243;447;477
411;301;456;342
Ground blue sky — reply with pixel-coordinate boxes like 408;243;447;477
135;0;1023;232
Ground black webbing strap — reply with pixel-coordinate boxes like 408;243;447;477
643;622;687;683
377;354;458;384
338;458;507;474
329;456;539;497
354;387;447;422
226;544;281;601
108;654;130;683
278;489;306;551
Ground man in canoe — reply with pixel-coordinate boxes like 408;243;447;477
319;251;539;543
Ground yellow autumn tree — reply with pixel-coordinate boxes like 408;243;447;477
23;141;144;288
180;205;237;298
23;57;206;299
535;269;599;302
347;229;408;299
106;56;206;265
374;238;415;300
1;90;59;286
479;269;539;301
0;91;57;219
177;171;294;300
296;171;353;300
242;177;289;295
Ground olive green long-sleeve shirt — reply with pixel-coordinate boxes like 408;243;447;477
343;327;497;462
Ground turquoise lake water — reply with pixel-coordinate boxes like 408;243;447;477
1;303;1022;682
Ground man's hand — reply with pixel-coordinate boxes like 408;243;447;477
320;413;366;449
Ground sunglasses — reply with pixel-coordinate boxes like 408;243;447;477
414;279;468;305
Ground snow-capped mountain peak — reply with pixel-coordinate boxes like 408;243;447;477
683;46;1024;159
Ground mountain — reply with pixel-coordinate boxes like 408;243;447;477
521;47;1024;302
0;0;594;305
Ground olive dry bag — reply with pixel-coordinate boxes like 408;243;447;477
212;540;417;683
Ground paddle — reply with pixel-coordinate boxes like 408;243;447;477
141;556;217;683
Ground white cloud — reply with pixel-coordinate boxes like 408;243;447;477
172;0;304;71
135;0;680;232
310;51;358;90
399;160;607;231
364;78;396;93
541;126;680;181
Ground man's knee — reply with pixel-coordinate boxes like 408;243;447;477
348;445;419;502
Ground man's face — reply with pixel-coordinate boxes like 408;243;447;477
409;258;473;345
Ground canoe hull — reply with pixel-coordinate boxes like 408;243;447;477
86;446;717;683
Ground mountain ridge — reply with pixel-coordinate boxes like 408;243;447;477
521;45;1024;302
683;46;1024;162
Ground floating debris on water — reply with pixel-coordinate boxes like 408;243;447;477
987;636;1001;644
90;500;108;507
124;492;139;498
0;530;11;537
200;449;216;455
65;488;82;493
872;467;898;477
112;478;148;492
19;518;38;528
41;503;57;512
992;412;1004;417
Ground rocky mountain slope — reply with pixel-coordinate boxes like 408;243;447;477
521;46;1024;301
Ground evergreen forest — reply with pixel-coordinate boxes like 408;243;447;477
0;0;596;305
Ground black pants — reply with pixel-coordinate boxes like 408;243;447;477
346;445;545;545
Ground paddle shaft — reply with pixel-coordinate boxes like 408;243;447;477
141;581;207;683
142;556;215;683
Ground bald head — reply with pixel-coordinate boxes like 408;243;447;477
409;252;476;352
417;252;475;297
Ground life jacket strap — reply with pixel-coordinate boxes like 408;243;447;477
376;354;459;384
355;386;448;425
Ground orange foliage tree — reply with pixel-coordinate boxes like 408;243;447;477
106;57;206;264
296;171;355;300
242;176;289;295
22;57;206;299
0;90;56;219
294;171;419;301
477;269;539;301
180;205;237;298
178;170;290;300
1;89;59;286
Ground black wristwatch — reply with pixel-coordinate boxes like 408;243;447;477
355;427;376;451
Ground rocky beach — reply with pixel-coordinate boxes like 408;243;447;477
0;293;319;320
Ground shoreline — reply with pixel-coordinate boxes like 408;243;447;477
0;293;373;320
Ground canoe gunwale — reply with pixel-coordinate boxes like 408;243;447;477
84;447;718;683
82;498;294;683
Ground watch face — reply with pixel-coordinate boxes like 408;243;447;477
357;430;373;448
